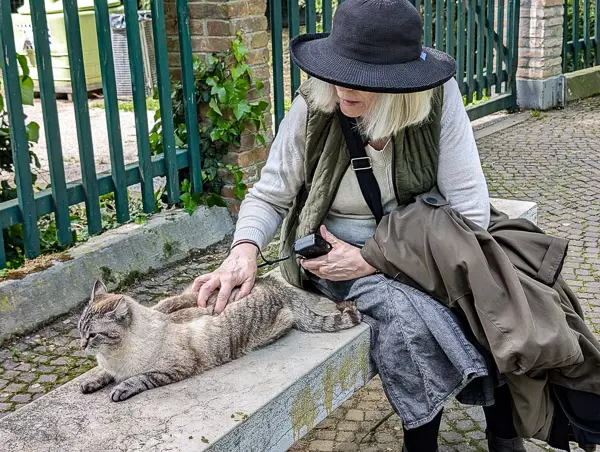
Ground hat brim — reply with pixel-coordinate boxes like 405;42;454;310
290;33;457;94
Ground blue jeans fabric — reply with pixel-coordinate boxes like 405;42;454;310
309;273;496;429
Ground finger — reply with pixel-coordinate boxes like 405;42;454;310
197;278;220;307
320;225;340;245
234;278;255;301
214;281;234;315
191;274;212;292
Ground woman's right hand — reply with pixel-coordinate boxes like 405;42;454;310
192;242;259;315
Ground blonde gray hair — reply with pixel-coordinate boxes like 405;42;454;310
303;77;435;141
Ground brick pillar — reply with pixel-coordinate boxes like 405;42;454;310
164;0;272;212
516;0;565;109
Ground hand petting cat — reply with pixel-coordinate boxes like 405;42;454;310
300;226;377;281
192;242;259;314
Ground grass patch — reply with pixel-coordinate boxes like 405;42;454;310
90;97;160;112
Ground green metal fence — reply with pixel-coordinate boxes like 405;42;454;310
563;0;599;72
270;0;521;130
0;0;202;268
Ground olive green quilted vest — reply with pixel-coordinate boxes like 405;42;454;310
279;83;444;288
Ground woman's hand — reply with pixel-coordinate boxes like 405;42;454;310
300;225;377;281
192;242;258;314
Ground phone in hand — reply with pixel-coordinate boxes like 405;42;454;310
294;233;332;259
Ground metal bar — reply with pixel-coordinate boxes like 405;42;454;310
485;0;495;95
124;0;156;212
0;232;5;268
150;0;180;204
466;0;475;103
30;0;72;245
63;0;103;234
414;0;422;14
446;0;455;57
424;0;433;47
563;0;569;73
0;150;191;229
506;0;519;98
476;0;485;99
457;0;466;93
93;0;130;223
306;0;317;34
270;0;285;131
584;0;591;67
177;0;203;194
495;0;505;92
594;0;600;66
322;0;333;33
0;0;41;258
435;0;444;49
288;0;301;98
573;0;580;71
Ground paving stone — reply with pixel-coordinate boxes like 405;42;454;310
4;383;25;393
10;393;31;403
345;409;364;422
37;374;57;384
0;403;11;412
308;439;335;451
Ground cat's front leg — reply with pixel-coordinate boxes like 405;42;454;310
109;371;181;402
80;368;114;394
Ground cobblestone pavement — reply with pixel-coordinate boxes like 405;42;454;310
2;96;600;451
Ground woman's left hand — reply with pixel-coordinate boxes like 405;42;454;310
300;225;377;281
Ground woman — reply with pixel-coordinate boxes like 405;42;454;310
192;0;525;450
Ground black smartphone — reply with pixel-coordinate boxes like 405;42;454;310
294;233;332;259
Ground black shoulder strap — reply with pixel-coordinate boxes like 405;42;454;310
336;110;384;224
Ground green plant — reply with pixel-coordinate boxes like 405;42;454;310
149;34;268;204
0;53;42;267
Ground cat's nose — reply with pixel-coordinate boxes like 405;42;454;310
80;338;88;350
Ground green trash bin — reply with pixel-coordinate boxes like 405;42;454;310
12;0;122;95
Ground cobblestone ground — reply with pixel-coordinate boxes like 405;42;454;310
1;97;600;451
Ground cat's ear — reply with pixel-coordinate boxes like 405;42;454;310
91;280;108;303
109;297;129;321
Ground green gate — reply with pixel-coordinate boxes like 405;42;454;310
269;0;521;131
0;0;202;268
563;0;599;73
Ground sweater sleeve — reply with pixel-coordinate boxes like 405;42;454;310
437;78;490;229
233;96;308;249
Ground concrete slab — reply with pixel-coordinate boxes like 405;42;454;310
564;66;600;103
490;198;538;225
0;206;234;344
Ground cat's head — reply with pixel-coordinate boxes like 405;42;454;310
78;280;132;356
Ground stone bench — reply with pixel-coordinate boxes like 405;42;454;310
0;199;537;452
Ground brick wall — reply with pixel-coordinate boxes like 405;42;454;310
517;0;564;80
164;0;272;212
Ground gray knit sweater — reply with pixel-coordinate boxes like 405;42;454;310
233;78;490;248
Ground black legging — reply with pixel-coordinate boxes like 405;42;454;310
403;384;518;452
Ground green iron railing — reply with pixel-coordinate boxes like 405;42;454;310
0;0;203;268
269;0;521;129
563;0;599;72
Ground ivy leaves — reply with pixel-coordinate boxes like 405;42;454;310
149;34;268;205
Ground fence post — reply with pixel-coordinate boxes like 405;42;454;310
516;0;565;109
164;0;272;213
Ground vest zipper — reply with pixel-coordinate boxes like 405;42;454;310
391;140;401;203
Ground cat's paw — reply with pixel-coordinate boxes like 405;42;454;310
80;378;106;394
110;384;137;402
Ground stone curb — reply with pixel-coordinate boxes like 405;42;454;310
0;206;234;345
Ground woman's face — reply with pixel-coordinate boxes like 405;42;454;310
335;86;377;118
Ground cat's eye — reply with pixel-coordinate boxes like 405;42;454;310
88;333;97;339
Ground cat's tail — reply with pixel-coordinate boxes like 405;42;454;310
260;275;362;333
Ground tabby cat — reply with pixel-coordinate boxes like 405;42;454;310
78;275;361;402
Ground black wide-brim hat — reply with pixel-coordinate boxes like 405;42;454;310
290;0;457;93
